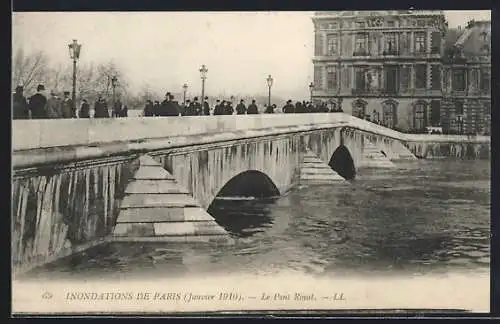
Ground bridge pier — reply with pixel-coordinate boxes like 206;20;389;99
113;155;230;242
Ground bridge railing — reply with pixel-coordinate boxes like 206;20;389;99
13;113;490;152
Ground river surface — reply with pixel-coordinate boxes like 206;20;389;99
22;159;490;281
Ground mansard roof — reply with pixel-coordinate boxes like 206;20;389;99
455;20;491;58
442;20;490;63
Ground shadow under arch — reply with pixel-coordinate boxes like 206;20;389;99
328;145;356;180
207;170;281;238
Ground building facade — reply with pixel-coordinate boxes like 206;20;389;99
311;10;491;134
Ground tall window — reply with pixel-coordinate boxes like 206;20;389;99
384;33;398;54
400;66;410;91
327;35;338;55
315;33;325;56
415;32;426;53
354;33;368;55
414;102;427;130
314;66;323;89
354;66;367;91
430;100;441;126
452;69;466;91
431;65;441;90
382;101;397;129
352;100;367;118
415;64;427;89
455;100;464;115
480;68;491;92
430;31;442;54
326;66;337;90
384;65;399;93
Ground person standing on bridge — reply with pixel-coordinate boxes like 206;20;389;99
46;90;62;118
79;99;90;118
13;86;29;119
282;100;294;113
94;94;109;118
264;103;275;114
225;100;234;115
203;97;210;116
247;99;259;114
28;84;48;119
236;99;246;115
60;91;75;118
143;100;154;117
153;100;160;116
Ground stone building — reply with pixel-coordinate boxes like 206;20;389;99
311;10;491;134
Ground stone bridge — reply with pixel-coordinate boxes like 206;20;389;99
12;113;490;274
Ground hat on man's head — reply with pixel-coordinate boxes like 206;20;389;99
204;96;208;100
252;99;256;103
37;84;45;91
240;99;244;103
216;99;220;102
166;92;171;97
193;97;198;101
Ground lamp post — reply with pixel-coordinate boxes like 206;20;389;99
199;65;208;112
266;74;273;107
111;76;118;117
68;39;82;117
309;82;314;103
182;83;188;105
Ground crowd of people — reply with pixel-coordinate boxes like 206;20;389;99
12;84;129;120
142;92;345;117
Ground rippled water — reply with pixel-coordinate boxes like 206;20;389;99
23;159;490;281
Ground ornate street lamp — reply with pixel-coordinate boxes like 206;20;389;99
199;65;208;113
68;39;82;117
309;82;314;103
182;83;188;105
266;74;273;107
111;75;118;117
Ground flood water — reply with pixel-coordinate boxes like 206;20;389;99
22;159;490;281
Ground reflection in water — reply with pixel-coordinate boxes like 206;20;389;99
21;159;490;281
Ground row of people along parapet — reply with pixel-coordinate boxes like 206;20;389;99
143;93;344;117
12;84;129;120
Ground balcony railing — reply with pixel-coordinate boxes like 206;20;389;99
382;50;399;56
353;50;371;57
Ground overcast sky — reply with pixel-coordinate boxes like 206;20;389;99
12;10;491;99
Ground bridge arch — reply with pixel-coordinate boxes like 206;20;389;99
207;170;280;209
328;145;356;180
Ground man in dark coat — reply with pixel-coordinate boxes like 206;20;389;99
28;84;48;119
225;101;234;115
61;91;74;118
282;100;294;113
182;100;191;116
236;99;246;115
264;104;274;114
13;86;29;119
153;101;161;116
162;93;180;116
79;99;90;118
203;97;210;116
94;95;109;118
192;97;202;116
247;100;259;114
144;100;154;117
213;100;224;115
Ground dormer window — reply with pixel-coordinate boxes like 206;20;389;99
480;44;490;54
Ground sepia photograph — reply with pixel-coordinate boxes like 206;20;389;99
11;9;491;315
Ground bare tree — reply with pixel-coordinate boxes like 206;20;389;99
12;47;49;94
